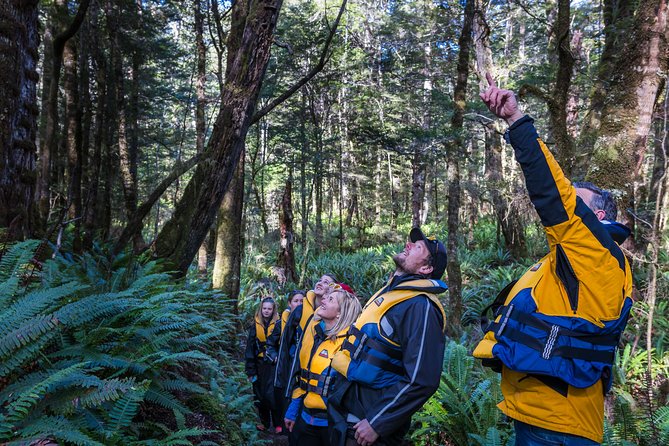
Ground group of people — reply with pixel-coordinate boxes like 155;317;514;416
244;76;634;446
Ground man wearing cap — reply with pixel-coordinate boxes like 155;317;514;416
327;228;449;446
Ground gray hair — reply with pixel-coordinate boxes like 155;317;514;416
573;181;617;220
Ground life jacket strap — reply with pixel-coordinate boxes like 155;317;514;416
345;326;403;359
488;318;616;363
300;369;327;384
341;340;405;376
486;305;621;346
298;374;334;397
256;340;267;357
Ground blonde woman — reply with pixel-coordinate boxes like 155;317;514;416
284;284;362;446
245;297;281;431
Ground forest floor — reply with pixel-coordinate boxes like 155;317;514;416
259;430;288;445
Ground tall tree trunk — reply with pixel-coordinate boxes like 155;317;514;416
195;0;208;276
574;0;635;179
83;43;105;249
153;0;284;275
87;0;111;244
411;40;433;227
79;18;92;240
195;0;207;154
519;0;576;175
278;180;298;283
473;0;527;259
63;37;83;251
213;154;245;302
445;0;474;336
587;0;668;221
375;149;382;225
0;0;40;240
108;1;143;251
38;0;91;228
300;92;309;243
388;152;397;229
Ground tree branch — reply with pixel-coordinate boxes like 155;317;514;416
510;0;548;27
518;83;556;109
112;153;204;255
53;0;92;54
250;0;347;124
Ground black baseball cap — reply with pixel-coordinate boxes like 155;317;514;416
409;227;447;280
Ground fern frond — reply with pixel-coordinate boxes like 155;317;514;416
0;332;57;378
0;362;87;439
0;313;60;358
107;384;148;435
0;282;86;341
144;388;191;414
0;240;40;283
15;415;105;446
158;379;206;394
78;377;138;408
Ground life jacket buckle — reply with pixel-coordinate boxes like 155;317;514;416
495;304;514;338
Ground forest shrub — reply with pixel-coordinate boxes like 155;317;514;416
0;241;259;445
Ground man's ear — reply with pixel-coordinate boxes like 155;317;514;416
595;209;606;221
417;264;434;276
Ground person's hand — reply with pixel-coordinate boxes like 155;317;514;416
353;419;379;446
479;73;524;126
284;418;295;432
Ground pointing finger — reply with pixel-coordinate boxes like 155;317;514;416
486;72;496;88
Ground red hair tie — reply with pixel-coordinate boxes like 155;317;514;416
338;283;355;296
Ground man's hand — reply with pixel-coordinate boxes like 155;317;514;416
353;419;379;446
284;418;295;432
480;73;524;126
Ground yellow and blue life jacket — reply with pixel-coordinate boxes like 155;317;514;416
332;278;447;389
254;315;277;358
475;256;633;392
292;321;347;410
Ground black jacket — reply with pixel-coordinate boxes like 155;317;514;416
266;303;302;390
330;274;446;441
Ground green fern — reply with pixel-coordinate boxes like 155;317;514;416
0;240;258;445
107;383;149;434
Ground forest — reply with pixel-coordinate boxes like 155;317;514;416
1;0;669;444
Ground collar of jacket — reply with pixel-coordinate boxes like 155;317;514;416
602;220;631;244
382;273;448;295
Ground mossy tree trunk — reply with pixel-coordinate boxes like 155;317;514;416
0;0;40;240
587;0;668;220
574;0;634;179
153;0;284;275
213;154;245;302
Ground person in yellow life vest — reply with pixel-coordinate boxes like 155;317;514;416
284;283;362;446
473;74;633;445
267;274;338;401
327;228;448;446
244;296;281;432
265;289;306;435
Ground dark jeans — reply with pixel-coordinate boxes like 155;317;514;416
514;420;600;446
291;416;329;446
